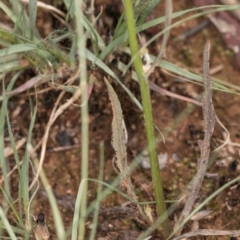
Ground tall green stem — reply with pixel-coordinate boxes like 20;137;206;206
74;0;89;239
123;0;171;237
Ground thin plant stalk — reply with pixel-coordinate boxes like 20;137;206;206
31;151;66;240
74;0;89;239
89;141;104;240
146;0;172;76
123;0;171;237
0;80;11;200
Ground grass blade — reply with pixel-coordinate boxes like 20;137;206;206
0;1;17;23
71;179;87;240
0;44;38;57
123;0;171;237
0;207;17;240
101;5;240;60
21;95;38;221
81;49;143;110
29;0;38;39
74;0;89;239
32;154;66;240
136;0;161;28
89;142;104;240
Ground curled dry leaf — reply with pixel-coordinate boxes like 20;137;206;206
104;77;147;221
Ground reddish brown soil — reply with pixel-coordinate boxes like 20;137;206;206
1;1;240;239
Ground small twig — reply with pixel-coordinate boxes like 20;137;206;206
211;115;229;153
217;139;240;148
27;87;53;96
173;229;240;240
146;0;172;77
29;69;81;191
33;69;80;152
21;0;66;18
3;138;26;158
176;19;210;41
209;64;223;75
148;81;202;106
90;0;96;23
46;144;81;153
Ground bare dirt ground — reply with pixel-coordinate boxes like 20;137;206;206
2;0;240;239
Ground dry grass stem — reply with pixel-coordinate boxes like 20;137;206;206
21;0;66;18
29;69;81;190
146;0;172;76
175;41;216;234
173;229;240;240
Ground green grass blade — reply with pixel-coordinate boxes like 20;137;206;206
0;72;22;214
0;82;11;200
0;29;18;44
120;49;237;95
0;72;25;227
87;178;155;205
0;51;22;73
138;5;240;32
168;175;240;239
101;5;240;60
124;0;171;236
81;49;143;110
0;1;17;23
82;15;105;50
0;60;21;73
0;186;23;228
74;0;89;239
0;44;38;57
156;59;238;94
34;158;66;240
114;0;161;39
113;11;126;39
136;0;161;28
89;142;104;240
0;40;70;69
63;0;75;18
143;5;240;52
3;74;32;216
100;32;127;60
157;59;230;91
9;0;30;38
0;221;26;236
0;207;17;240
71;179;87;240
21;95;38;218
29;0;38;39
